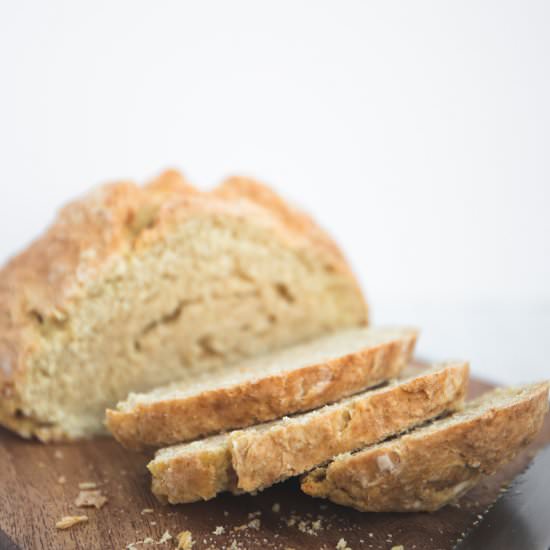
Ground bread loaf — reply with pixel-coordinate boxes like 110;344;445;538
0;171;367;440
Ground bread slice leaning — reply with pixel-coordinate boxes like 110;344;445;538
301;381;550;512
106;326;418;449
148;362;468;503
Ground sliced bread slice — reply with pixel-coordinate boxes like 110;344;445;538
106;326;418;449
301;381;550;512
0;171;368;441
148;362;468;503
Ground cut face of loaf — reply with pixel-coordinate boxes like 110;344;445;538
0;171;368;441
301;381;550;512
106;326;418;449
148;362;468;503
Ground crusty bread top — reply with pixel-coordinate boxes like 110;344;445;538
301;381;550;512
0;170;365;397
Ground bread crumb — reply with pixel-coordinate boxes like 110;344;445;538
54;450;64;459
312;519;322;531
391;546;404;550
248;518;261;530
78;481;97;489
336;539;351;550
75;489;107;509
55;515;88;530
126;532;171;548
57;475;66;484
272;502;280;513
158;530;172;543
248;511;261;519
141;508;154;514
213;526;225;535
176;531;194;549
233;518;261;532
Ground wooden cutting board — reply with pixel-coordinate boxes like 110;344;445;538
1;372;549;550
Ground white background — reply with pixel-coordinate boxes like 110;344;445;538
1;1;548;384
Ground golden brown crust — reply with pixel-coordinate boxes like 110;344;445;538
214;177;353;272
0;170;366;439
147;362;467;503
106;332;417;449
231;362;468;492
301;382;550;512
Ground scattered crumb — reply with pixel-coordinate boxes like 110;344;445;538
54;450;64;459
143;538;155;544
311;519;322;531
57;475;66;484
272;502;280;513
391;546;404;550
141;508;155;515
223;510;229;517
55;515;88;530
176;531;194;549
75;489;107;509
248;518;261;530
213;526;225;535
336;538;351;550
233;518;261;532
78;481;97;489
150;521;157;526
248;511;261;519
158;531;172;544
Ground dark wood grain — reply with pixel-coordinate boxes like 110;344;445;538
0;373;548;550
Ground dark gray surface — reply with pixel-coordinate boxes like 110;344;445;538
0;529;19;550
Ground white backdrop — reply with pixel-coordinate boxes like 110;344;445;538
1;1;548;383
